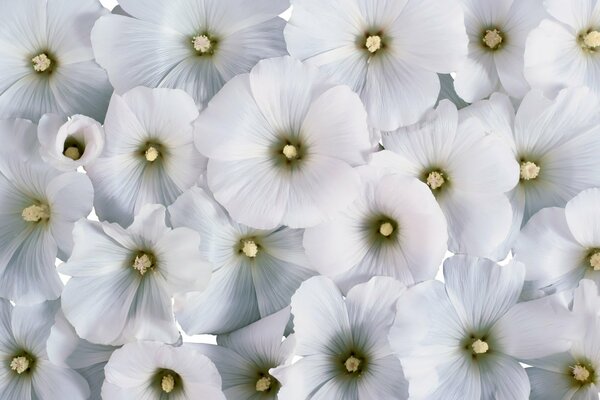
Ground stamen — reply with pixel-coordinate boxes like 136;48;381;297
193;35;212;53
520;161;540;181
145;146;160;162
483;29;503;49
132;253;153;275
426;171;445;190
590;252;600;271
282;144;298;160
32;53;52;72
572;364;591;382
241;240;258;258
379;222;394;237
583;31;600;49
365;35;382;53
64;146;81;161
471;339;489;354
10;356;30;374
161;374;175;393
22;204;50;222
344;355;361;373
255;376;271;392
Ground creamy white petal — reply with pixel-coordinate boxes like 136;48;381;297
31;360;90;400
454;47;499;103
565;188;600;248
527;368;575;400
543;0;600;31
272;355;341;400
479;354;529;400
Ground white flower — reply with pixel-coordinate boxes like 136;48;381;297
0;299;90;400
463;88;600;257
91;0;288;106
86;87;206;226
527;280;600;400
389;255;576;399
194;56;372;229
303;166;447;291
102;341;225;400
59;204;212;346
374;100;519;259
525;0;600;98
38;114;104;171
454;0;545;102
0;153;93;304
0;0;112;122
514;188;600;298
285;0;468;131
169;186;316;334
194;308;294;399
271;276;409;399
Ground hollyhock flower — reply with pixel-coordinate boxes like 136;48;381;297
0;0;111;122
194;56;372;229
86;87;205;226
59;204;212;346
374;100;519;259
38;114;104;171
47;311;119;400
169;186;316;334
463;88;600;257
193;308;294;399
525;0;600;97
102;341;225;400
389;255;575;399
0;299;90;399
527;280;600;400
91;0;288;106
514;188;600;297
285;0;468;131
0;155;93;304
271;276;409;399
303;166;447;291
454;0;545;102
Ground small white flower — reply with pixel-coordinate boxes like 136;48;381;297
102;341;225;400
59;204;212;346
194;56;372;229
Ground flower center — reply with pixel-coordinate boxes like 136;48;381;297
379;222;394;237
344;355;362;373
255;376;272;392
365;35;382;53
132;253;153;275
282;144;299;160
161;374;175;393
471;339;489;354
193;35;212;53
22;204;50;222
64;146;81;161
590;252;600;271
32;53;52;72
241;239;259;258
572;364;592;383
482;29;503;50
583;31;600;49
426;171;445;190
145;146;160;162
520;161;540;181
10;356;30;374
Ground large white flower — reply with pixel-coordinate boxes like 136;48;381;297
194;56;372;229
91;0;288;106
59;204;212;346
0;300;90;400
169;186;316;334
86;87;206;226
303;166;447;291
102;341;225;400
390;255;576;399
194;308;295;399
285;0;468;131
463;88;600;257
374;100;519;259
0;149;93;304
272;276;409;399
0;0;112;122
525;0;600;98
454;0;545;102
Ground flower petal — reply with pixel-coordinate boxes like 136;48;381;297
565;188;600;248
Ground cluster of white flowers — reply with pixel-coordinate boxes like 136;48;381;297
1;0;600;399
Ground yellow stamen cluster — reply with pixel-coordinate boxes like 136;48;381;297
145;146;160;162
520;161;540;181
282;144;298;160
426;171;445;190
193;35;212;53
10;356;30;374
483;29;503;49
365;35;382;53
32;53;52;72
379;222;394;237
161;374;175;393
132;253;153;275
572;364;591;382
344;355;361;373
64;146;81;161
471;339;489;354
22;204;50;222
255;376;272;392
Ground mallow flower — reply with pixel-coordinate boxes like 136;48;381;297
59;204;212;346
374;100;519;259
169;186;316;334
514;188;600;298
527;280;600;400
303;166;447;291
271;276;409;399
0;0;111;122
525;0;600;98
0;299;90;400
463;88;600;256
193;308;295;399
86;87;206;226
285;0;468;131
194;56;372;229
389;255;575;399
37;114;104;171
102;341;225;400
0;152;93;304
91;0;288;106
454;0;545;102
